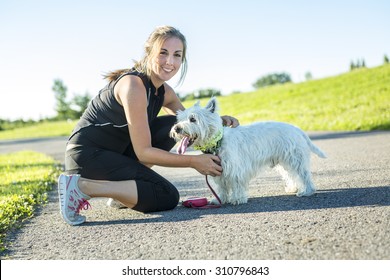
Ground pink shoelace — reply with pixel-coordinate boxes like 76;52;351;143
76;198;91;214
65;175;92;215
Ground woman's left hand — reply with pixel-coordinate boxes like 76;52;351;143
221;115;240;128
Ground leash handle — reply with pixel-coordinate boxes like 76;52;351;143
182;175;222;209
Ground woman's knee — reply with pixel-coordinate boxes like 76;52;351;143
133;180;179;213
150;115;177;151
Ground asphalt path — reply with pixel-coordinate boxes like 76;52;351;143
0;131;389;260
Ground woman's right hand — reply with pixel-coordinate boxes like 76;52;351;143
190;154;223;177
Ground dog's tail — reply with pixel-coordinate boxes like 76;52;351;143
309;142;327;158
302;133;327;158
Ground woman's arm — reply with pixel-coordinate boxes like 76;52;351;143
162;83;185;115
115;76;222;176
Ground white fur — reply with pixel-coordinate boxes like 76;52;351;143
171;98;327;205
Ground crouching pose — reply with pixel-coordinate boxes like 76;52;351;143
58;26;239;225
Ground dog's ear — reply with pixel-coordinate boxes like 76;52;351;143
205;97;218;113
194;100;201;107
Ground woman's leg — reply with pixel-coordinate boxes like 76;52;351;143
150;115;177;151
78;178;138;208
65;146;179;212
61;115;179;223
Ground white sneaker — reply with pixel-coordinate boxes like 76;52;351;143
106;198;128;209
58;174;91;225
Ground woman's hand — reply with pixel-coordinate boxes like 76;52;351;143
190;154;223;176
221;115;240;127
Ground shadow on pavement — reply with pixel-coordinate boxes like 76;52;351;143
82;185;390;226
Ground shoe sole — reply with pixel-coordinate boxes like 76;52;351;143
58;175;85;226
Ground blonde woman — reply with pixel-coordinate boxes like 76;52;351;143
59;26;239;225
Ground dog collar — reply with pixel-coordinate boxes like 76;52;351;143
194;129;223;155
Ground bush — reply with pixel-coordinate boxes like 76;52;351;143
0;152;61;251
253;72;292;89
180;88;221;101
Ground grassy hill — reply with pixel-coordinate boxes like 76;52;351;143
185;64;390;131
1;64;389;140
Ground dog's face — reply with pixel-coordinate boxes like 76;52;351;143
170;98;223;154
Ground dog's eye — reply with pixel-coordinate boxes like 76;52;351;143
189;116;196;123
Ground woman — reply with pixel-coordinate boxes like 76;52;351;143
59;26;239;225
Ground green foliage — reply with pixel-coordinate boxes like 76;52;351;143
0;151;61;251
53;79;70;120
185;64;390;131
1;65;389;140
384;54;389;64
350;58;366;71
252;72;292;89
52;79;91;120
71;93;92;118
181;88;221;101
0;195;36;233
305;72;313;81
0;118;38;131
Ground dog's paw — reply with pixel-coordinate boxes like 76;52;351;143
285;185;298;194
229;196;248;205
210;197;222;205
296;188;316;197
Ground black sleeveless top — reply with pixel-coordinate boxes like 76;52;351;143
68;70;165;154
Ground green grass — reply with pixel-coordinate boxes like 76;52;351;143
0;151;61;251
0;64;389;142
0;120;76;140
184;64;390;131
0;65;388;252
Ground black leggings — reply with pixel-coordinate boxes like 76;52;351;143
65;115;179;213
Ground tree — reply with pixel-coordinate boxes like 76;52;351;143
305;72;313;81
350;61;357;71
180;88;221;101
384;54;389;64
196;88;221;98
252;72;292;89
52;79;71;120
52;79;91;120
71;92;91;119
350;58;366;71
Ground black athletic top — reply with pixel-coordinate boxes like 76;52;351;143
68;70;165;154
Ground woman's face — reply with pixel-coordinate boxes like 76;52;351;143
151;37;184;85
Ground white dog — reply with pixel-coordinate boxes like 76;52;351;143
170;98;326;205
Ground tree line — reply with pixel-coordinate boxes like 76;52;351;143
1;54;388;130
0;79;91;131
52;79;91;120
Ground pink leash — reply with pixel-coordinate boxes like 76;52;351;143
182;175;222;209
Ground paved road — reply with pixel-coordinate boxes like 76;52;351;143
0;131;389;260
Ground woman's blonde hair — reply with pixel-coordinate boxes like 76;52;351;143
104;26;188;86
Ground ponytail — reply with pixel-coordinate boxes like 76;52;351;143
103;68;132;82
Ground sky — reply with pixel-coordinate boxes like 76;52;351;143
1;0;389;120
